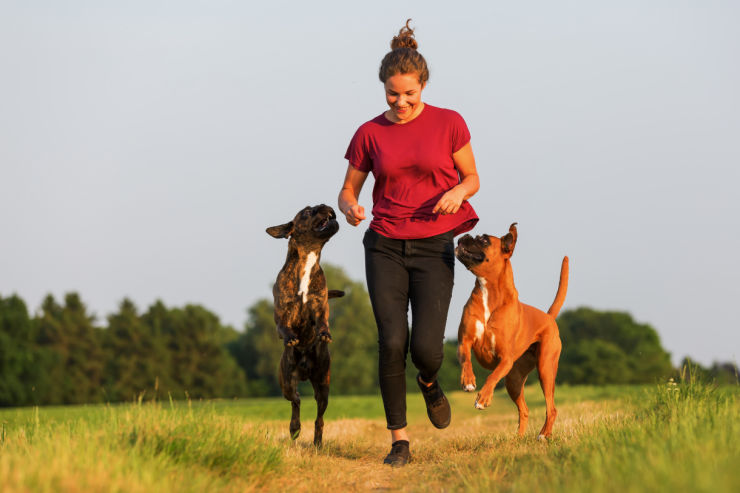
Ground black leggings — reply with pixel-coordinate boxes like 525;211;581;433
363;228;455;430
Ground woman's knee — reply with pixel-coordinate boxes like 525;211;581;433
378;332;408;364
410;339;444;377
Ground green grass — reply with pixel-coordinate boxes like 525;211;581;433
0;378;737;492
0;399;282;492
456;376;740;493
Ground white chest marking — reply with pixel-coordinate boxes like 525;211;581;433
476;277;495;352
477;277;491;322
298;252;318;304
475;320;485;340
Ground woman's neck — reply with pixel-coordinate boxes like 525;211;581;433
385;102;425;124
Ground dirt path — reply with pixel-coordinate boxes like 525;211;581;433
253;390;629;492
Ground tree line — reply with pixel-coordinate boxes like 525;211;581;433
0;292;247;406
1;264;736;407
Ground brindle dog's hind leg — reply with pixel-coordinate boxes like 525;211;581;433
310;375;329;447
280;350;301;439
310;346;331;447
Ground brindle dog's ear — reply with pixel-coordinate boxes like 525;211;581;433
501;222;518;255
266;222;294;239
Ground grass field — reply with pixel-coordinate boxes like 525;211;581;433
0;378;738;492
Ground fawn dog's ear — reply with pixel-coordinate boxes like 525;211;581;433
266;222;294;239
501;222;518;256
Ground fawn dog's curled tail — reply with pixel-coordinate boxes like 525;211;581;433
547;257;569;317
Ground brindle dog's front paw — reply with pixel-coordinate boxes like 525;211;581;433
284;337;299;347
318;330;332;343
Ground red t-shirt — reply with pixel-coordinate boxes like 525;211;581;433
345;104;479;239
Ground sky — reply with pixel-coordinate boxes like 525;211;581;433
1;1;738;366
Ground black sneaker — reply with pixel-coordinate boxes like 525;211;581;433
417;374;451;429
383;440;411;467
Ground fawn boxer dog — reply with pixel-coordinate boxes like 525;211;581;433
266;204;344;446
455;223;569;439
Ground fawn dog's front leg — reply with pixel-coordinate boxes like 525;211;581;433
475;357;514;409
458;332;477;392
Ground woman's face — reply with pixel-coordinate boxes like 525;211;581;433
384;73;426;123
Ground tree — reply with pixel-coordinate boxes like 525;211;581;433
103;299;163;401
677;357;739;385
142;301;247;399
228;299;283;396
708;361;739;384
35;293;105;404
557;307;673;384
0;294;42;406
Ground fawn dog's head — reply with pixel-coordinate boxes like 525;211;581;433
455;223;518;278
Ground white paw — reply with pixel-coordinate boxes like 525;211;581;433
474;400;485;410
537;434;546;441
464;384;476;392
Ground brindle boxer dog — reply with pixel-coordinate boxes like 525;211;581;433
266;204;344;446
455;223;569;439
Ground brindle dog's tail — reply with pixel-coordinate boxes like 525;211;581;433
547;256;569;317
328;290;345;299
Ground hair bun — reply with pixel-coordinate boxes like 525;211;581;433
390;19;418;50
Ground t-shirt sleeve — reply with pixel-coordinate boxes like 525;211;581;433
344;125;373;172
449;111;471;153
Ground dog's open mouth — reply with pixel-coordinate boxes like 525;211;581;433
455;238;486;267
315;217;330;231
456;246;485;264
313;212;337;232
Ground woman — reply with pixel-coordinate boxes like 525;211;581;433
338;20;480;466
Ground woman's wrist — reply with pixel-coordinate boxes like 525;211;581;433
450;185;468;202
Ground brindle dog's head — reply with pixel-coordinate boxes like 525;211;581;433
266;204;339;247
455;223;518;277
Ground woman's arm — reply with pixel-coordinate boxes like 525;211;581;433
432;142;480;215
338;164;370;226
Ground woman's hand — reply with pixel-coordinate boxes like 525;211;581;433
433;142;480;215
433;187;466;215
338;164;369;227
343;203;366;226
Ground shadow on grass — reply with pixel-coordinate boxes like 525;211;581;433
288;438;377;461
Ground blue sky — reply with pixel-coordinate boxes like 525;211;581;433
1;1;738;365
